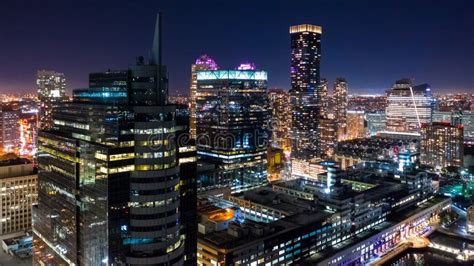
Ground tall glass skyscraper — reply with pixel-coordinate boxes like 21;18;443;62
37;70;67;130
189;55;218;140
386;79;435;133
333;77;348;141
268;89;291;150
289;24;322;159
195;66;269;192
33;14;185;265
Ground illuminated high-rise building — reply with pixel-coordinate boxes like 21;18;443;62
386;79;434;133
346;110;365;140
268;89;291;150
175;104;198;265
33;14;186;265
319;78;329;117
0;105;20;153
320;115;336;157
433;110;474;143
196;64;269;191
37;70;66;130
289;24;322;159
333;78;348;141
420;122;463;170
189;55;218;139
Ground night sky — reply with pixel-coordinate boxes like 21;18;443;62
1;0;473;95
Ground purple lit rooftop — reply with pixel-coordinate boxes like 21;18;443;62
195;54;218;70
237;62;256;71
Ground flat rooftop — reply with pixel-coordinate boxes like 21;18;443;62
0;153;31;167
303;196;451;264
232;187;319;215
200;198;332;251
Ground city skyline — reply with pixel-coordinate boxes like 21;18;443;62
1;0;473;94
1;4;474;265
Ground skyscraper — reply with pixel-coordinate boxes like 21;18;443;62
289;24;322;159
37;70;66;130
175;104;198;265
268;89;291;150
386;79;434;133
33;14;185;265
319;78;329;117
0;105;20;153
189;55;218;139
195;64;269;192
346;110;365;140
333;78;348;141
420;122;464;169
319;115;337;157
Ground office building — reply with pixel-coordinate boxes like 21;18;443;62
420;122;464;169
0;154;37;235
333;78;348;141
0;105;20;153
319;116;336;157
33;14;185;265
319;78;329;117
195;65;269;192
175;104;198;265
433;110;474;143
189;55;218;139
386;79;434;133
289;24;322;159
345;110;365;140
268;89;291;150
365;112;387;136
37;70;66;130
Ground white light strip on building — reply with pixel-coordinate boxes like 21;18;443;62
409;86;422;128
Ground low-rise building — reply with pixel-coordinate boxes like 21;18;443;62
0;155;37;235
197;161;448;266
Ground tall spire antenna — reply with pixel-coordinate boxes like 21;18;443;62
151;12;162;66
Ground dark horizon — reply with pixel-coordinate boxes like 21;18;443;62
0;0;473;95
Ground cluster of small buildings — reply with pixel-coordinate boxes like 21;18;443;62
196;161;450;265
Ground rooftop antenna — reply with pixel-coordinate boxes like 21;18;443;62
151;12;167;104
151;12;161;66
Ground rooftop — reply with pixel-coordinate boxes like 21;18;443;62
0;153;31;167
289;24;322;34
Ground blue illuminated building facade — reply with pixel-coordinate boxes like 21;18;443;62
195;67;269;192
33;14;186;265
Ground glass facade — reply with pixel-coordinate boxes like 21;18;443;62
365;112;387;136
268;89;291;150
195;69;269;192
33;15;185;266
37;70;67;130
289;24;322;159
333;78;348;141
189;55;218;139
386;80;435;133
